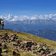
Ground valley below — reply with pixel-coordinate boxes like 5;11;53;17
4;21;56;41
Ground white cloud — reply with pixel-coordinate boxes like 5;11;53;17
44;14;49;19
31;15;39;20
48;14;53;18
18;15;29;21
39;15;45;19
0;13;56;22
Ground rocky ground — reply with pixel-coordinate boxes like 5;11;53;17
0;30;56;56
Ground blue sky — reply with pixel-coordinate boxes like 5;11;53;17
0;0;56;15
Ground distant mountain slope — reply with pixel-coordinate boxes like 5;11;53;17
4;21;56;41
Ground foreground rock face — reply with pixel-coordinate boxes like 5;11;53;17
0;31;56;56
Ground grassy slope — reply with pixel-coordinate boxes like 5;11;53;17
0;30;56;48
0;30;56;56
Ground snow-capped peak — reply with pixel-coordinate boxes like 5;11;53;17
0;13;56;24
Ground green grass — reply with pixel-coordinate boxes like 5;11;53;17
0;29;56;48
0;29;56;56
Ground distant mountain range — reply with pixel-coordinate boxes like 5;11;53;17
4;20;56;41
0;13;56;24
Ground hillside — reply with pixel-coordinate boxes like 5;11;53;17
0;30;56;56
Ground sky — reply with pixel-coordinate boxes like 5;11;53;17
0;0;56;15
